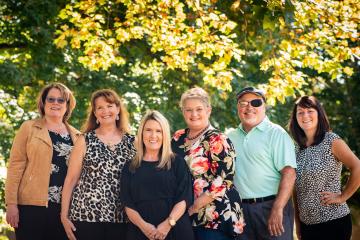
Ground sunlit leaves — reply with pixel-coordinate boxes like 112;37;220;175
55;0;243;90
53;0;359;102
260;0;359;103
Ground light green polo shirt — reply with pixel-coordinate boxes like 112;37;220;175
227;117;297;199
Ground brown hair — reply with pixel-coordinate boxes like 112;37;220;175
82;89;130;133
288;96;330;149
37;82;76;122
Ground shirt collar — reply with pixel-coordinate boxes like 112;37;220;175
238;116;270;133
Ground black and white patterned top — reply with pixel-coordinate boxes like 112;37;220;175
69;131;136;223
295;132;350;225
48;130;73;204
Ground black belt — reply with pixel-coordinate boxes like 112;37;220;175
241;195;276;204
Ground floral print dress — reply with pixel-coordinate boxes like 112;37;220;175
172;127;245;236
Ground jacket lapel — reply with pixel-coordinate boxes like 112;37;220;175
66;123;81;144
33;118;52;147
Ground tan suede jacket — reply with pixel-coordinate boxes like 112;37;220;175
5;118;81;207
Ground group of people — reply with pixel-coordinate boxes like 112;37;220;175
4;83;360;240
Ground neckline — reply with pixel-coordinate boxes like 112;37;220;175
48;129;69;135
186;124;210;140
142;159;159;163
93;130;125;148
184;126;214;149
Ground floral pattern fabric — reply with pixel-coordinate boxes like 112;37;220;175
172;128;245;236
48;131;73;203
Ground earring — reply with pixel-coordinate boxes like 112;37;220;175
96;119;99;124
116;115;119;120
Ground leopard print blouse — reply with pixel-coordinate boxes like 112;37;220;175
69;131;136;223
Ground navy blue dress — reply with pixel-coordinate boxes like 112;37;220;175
120;157;195;240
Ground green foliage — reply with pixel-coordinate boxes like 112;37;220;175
0;0;359;212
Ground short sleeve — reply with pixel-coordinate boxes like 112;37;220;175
272;129;297;171
120;162;137;210
173;156;193;208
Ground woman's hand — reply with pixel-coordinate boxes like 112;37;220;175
61;215;77;240
6;204;19;228
320;191;344;205
140;222;157;240
155;220;171;240
188;204;200;216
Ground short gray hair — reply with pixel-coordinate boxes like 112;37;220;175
180;87;211;109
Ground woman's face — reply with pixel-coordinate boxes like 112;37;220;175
94;96;120;126
182;98;211;131
296;106;319;133
44;88;67;120
143;119;163;153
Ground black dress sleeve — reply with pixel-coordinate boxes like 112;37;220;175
120;162;137;211
173;155;193;208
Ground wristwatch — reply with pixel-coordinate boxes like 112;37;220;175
168;217;176;227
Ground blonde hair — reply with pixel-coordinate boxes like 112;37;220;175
130;110;174;172
82;89;130;133
37;82;76;122
179;87;211;109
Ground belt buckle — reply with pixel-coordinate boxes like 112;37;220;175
252;198;257;204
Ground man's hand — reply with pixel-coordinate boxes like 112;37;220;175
268;206;285;236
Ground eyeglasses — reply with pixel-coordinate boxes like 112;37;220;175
46;97;66;104
238;99;263;108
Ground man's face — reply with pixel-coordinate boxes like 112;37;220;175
237;93;266;132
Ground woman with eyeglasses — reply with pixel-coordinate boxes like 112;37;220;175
289;96;360;240
171;87;245;240
61;89;136;240
5;83;80;240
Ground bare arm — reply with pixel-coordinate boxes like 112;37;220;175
321;139;360;205
268;166;296;236
61;135;86;240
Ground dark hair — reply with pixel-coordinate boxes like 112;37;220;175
288;96;330;149
37;82;76;122
82;89;130;133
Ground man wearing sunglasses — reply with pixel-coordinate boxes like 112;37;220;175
227;87;297;240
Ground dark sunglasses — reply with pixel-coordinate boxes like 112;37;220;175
46;97;66;104
238;99;263;108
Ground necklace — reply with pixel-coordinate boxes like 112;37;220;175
187;124;210;140
107;142;117;152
